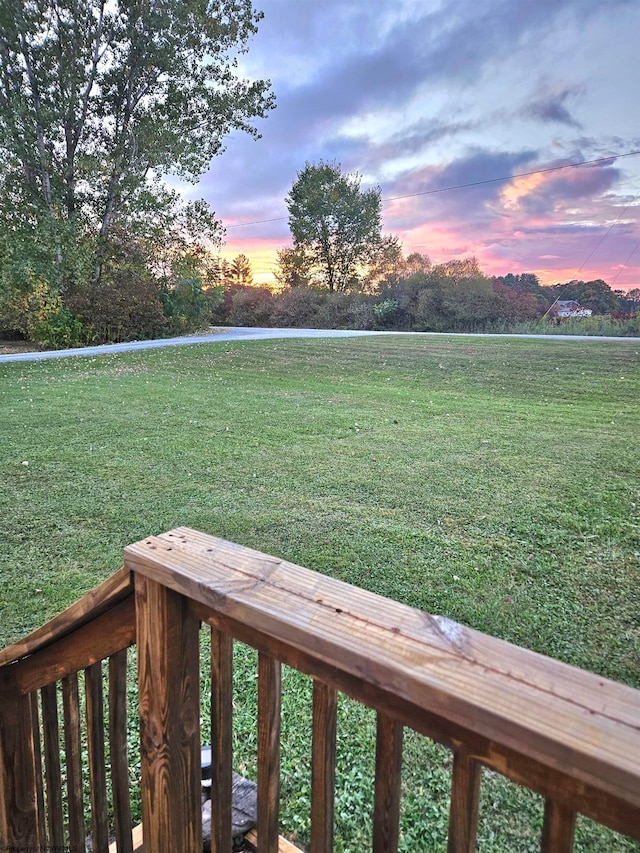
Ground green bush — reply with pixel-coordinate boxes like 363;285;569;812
30;303;88;349
62;227;166;343
1;277;90;349
372;297;399;328
313;291;373;329
160;280;223;334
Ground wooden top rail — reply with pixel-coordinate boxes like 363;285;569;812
0;568;136;697
0;567;134;668
124;527;640;839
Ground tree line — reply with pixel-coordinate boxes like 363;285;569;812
214;257;640;334
1;3;637;348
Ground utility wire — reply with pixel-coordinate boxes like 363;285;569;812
226;215;287;229
384;152;640;202
611;240;640;285
576;204;632;273
225;151;640;229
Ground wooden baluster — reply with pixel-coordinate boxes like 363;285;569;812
257;652;281;853
210;628;233;853
136;575;202;852
0;671;39;846
448;749;481;853
541;800;576;853
373;712;403;853
41;683;64;847
30;691;47;845
110;649;133;853
86;661;109;852
62;673;85;851
310;680;337;853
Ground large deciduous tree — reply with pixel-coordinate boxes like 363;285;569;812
285;161;397;292
0;0;274;308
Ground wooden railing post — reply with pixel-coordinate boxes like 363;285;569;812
311;680;337;853
541;800;576;852
257;652;282;853
110;649;134;853
41;682;64;847
0;672;40;847
373;712;403;853
136;574;202;852
210;628;233;853
448;749;481;853
62;672;85;851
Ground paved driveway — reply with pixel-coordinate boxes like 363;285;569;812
0;327;384;362
0;327;638;362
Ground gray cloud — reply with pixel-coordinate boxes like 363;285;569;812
522;86;584;129
226;0;629;178
383;148;538;217
512;160;621;218
195;0;640;285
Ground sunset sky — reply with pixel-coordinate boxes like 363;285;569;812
182;0;640;290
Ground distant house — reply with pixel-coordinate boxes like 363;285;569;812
550;300;593;318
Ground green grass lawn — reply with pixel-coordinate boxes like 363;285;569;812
1;335;639;851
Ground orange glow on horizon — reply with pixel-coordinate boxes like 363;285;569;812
214;226;638;292
217;238;279;287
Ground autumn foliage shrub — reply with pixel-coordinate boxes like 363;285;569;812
66;274;167;344
268;287;325;327
227;286;276;326
64;229;167;343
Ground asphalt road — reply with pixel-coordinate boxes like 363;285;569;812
1;327;638;362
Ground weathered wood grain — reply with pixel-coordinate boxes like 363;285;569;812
193;595;640;839
41;683;64;847
541;800;576;853
448;749;481;853
0;672;40;846
11;596;136;696
195;587;640;838
0;567;133;667
209;628;233;853
124;528;640;840
62;672;85;850
373;712;403;853
257;652;281;853
110;649;133;853
311;680;337;853
86;661;109;852
29;691;47;845
136;574;202;852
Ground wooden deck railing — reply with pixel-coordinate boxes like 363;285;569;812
1;526;639;851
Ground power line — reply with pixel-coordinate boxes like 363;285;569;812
577;204;632;273
611;240;640;285
384;152;640;202
226;215;287;229
225;151;640;229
